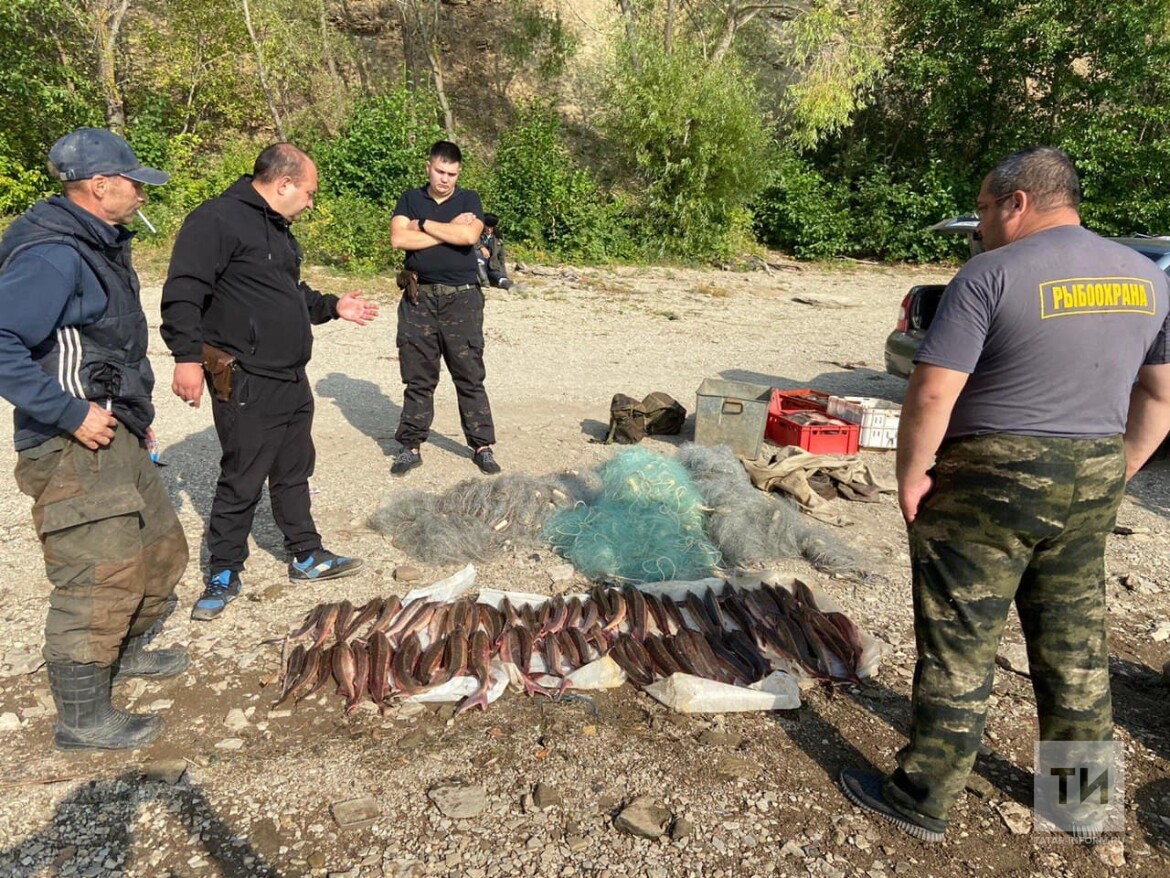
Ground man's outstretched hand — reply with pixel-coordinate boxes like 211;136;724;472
338;291;380;326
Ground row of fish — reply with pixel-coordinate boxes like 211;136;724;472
272;581;867;715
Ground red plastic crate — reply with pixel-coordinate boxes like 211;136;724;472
767;389;832;446
766;409;860;455
771;388;830;413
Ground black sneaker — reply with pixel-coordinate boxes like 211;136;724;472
289;548;364;582
839;768;946;843
391;448;422;476
473;447;502;475
191;570;242;621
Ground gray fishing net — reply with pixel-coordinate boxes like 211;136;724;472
369;444;865;577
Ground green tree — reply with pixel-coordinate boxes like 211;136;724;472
0;0;100;170
604;38;767;259
314;87;444;205
484;102;627;261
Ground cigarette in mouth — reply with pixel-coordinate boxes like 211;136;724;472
136;209;158;234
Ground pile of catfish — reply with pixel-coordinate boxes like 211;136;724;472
272;581;867;716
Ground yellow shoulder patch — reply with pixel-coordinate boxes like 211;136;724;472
1040;277;1157;318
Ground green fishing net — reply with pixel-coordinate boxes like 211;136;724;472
542;448;722;582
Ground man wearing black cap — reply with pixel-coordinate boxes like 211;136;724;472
390;140;501;477
0;128;190;751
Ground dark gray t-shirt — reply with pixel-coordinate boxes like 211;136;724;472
916;224;1170;439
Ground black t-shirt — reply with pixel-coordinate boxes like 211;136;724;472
393;185;484;284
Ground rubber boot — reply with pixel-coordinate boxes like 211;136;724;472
113;633;190;683
48;662;163;751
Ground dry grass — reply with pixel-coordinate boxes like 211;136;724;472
578;273;637;296
692;281;731;298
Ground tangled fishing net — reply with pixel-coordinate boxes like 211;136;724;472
542;449;721;582
369;444;863;579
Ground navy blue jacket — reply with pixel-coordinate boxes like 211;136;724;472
0;196;153;450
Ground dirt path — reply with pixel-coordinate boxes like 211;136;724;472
0;260;1167;877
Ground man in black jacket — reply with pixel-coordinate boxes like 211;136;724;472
0;128;189;751
161;143;379;621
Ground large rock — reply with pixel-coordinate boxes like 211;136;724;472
427;783;487;819
614;796;673;839
331;796;380;830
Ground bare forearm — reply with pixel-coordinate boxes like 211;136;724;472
1124;380;1170;479
391;228;440;251
895;367;967;487
423;220;480;247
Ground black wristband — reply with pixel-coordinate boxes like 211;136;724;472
418;217;427;233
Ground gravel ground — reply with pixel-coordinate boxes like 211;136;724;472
0;259;1167;877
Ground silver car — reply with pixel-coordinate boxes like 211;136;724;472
883;217;1170;378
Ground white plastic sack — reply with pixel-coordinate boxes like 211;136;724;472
644;670;800;713
402;563;476;606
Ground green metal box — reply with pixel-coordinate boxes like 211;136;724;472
694;378;771;459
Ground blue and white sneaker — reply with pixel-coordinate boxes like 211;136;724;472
288;548;364;582
190;570;242;621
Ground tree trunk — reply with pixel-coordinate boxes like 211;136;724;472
320;0;340;83
241;0;286;140
615;0;640;70
664;0;674;54
82;0;132;132
397;1;454;136
427;38;455;137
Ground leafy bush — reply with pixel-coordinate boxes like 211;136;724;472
315;87;444;206
603;40;767;260
0;134;51;215
752;151;852;259
484;102;630;261
130;135;261;239
851;161;967;261
297;193;400;274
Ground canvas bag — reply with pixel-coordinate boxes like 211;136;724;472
642;392;686;436
605;393;647;444
605;392;687;444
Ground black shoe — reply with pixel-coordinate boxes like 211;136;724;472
113;633;189;683
48;662;163;751
289;548;364;582
391;448;422;476
473;447;502;475
498;277;514;291
191;569;242;621
839;768;946;843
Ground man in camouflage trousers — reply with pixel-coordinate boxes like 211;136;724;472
839;147;1170;841
388;140;501;478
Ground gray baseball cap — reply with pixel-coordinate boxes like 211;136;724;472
47;128;169;185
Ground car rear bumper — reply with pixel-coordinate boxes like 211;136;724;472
884;330;919;379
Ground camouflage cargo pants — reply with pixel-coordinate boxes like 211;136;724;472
15;430;189;666
886;434;1123;824
395;286;496;449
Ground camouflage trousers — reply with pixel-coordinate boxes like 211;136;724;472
395;285;495;449
886;434;1123;824
15;430;189;666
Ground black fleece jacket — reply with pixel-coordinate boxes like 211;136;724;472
160;176;339;380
